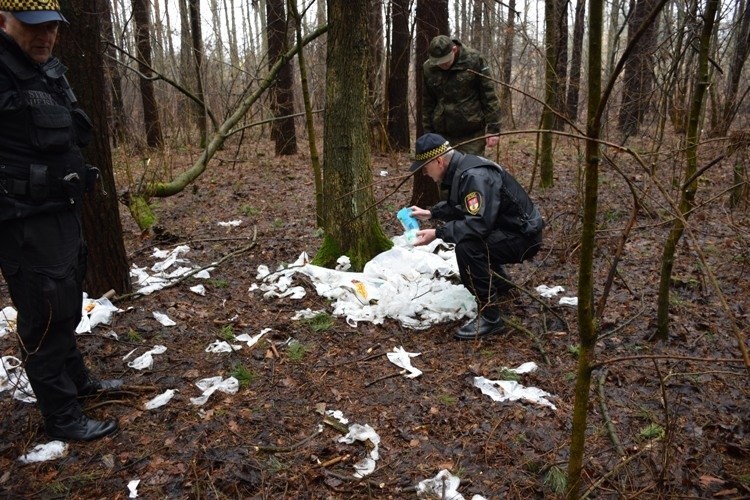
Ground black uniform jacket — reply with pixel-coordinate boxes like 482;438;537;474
431;152;544;244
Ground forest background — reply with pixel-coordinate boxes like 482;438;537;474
0;0;748;498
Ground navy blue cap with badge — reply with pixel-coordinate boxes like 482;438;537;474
410;133;451;172
0;0;69;24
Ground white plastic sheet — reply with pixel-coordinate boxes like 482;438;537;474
253;240;476;329
386;347;422;378
338;423;381;478
76;296;121;334
415;469;488;500
189;376;239;406
126;345;167;370
144;389;177;410
0;356;35;403
0;306;17;337
474;376;557;410
18;441;68;464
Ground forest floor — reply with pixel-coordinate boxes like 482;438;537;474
0;134;749;499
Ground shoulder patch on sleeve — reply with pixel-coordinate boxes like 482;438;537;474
465;191;481;215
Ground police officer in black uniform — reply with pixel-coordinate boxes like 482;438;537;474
408;133;544;340
0;0;119;440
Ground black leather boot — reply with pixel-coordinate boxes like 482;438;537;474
454;313;504;340
78;376;124;397
45;414;118;442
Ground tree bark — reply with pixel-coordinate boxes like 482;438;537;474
133;0;164;148
655;0;719;341
566;0;585;122
267;0;298;155
386;0;410;151
318;0;391;271
499;0;516;126
188;0;207;146
58;0;131;296
618;0;661;136
411;0;448;208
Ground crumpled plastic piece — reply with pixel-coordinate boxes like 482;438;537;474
415;469;488;500
129;246;213;296
205;340;241;353
560;296;578;306
235;328;270;348
128;479;140;498
217;220;242;227
253;241;476;330
18;441;68;464
153;311;176;326
76;295;121;334
144;389;177;410
189;376;239;406
0;355;35;403
338;423;381;478
386;347;422;378
474;376;557;410
536;284;565;297
0;306;17;337
190;284;206;296
126;345;167;370
291;308;325;320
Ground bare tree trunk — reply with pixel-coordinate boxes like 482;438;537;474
386;0;410;151
539;0;558;187
566;0;603;493
100;0;126;146
618;0;661;136
317;0;391;271
710;1;750;137
189;0;208;146
553;0;568;130
288;0;323;226
267;0;298;155
58;0;131;296
133;0;164;148
368;0;385;151
655;0;719;341
566;0;585;122
411;0;448;208
499;0;516;126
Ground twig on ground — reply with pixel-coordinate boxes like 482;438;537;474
597;367;626;457
252;425;323;453
364;370;407;387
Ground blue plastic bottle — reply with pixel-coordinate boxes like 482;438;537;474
396;207;420;243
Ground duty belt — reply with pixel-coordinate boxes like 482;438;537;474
0;175;28;196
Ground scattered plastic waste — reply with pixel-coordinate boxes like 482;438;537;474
397;207;420;244
474;376;557;410
0;306;17;337
153;311;176;326
189;376;239;406
386;347;422;378
217;220;242;227
560;297;578;306
190;284;206;296
144;389;177;410
130;246;213;296
76;295;121;334
252;242;476;329
126;345;167;370
536;284;564;297
128;479;140;498
415;469;487;500
338;422;381;478
18;441;68;464
0;356;35;403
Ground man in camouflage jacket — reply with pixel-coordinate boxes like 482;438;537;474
422;35;501;157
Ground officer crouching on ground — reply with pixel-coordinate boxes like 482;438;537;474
0;0;121;441
408;133;544;340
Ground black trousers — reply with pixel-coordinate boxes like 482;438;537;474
454;229;542;308
0;210;89;419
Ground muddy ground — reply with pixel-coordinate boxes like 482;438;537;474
1;135;748;499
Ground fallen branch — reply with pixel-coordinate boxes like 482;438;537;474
597;368;625;457
252;425;323;453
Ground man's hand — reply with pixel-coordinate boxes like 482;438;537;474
486;135;500;148
414;228;437;246
409;206;432;221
